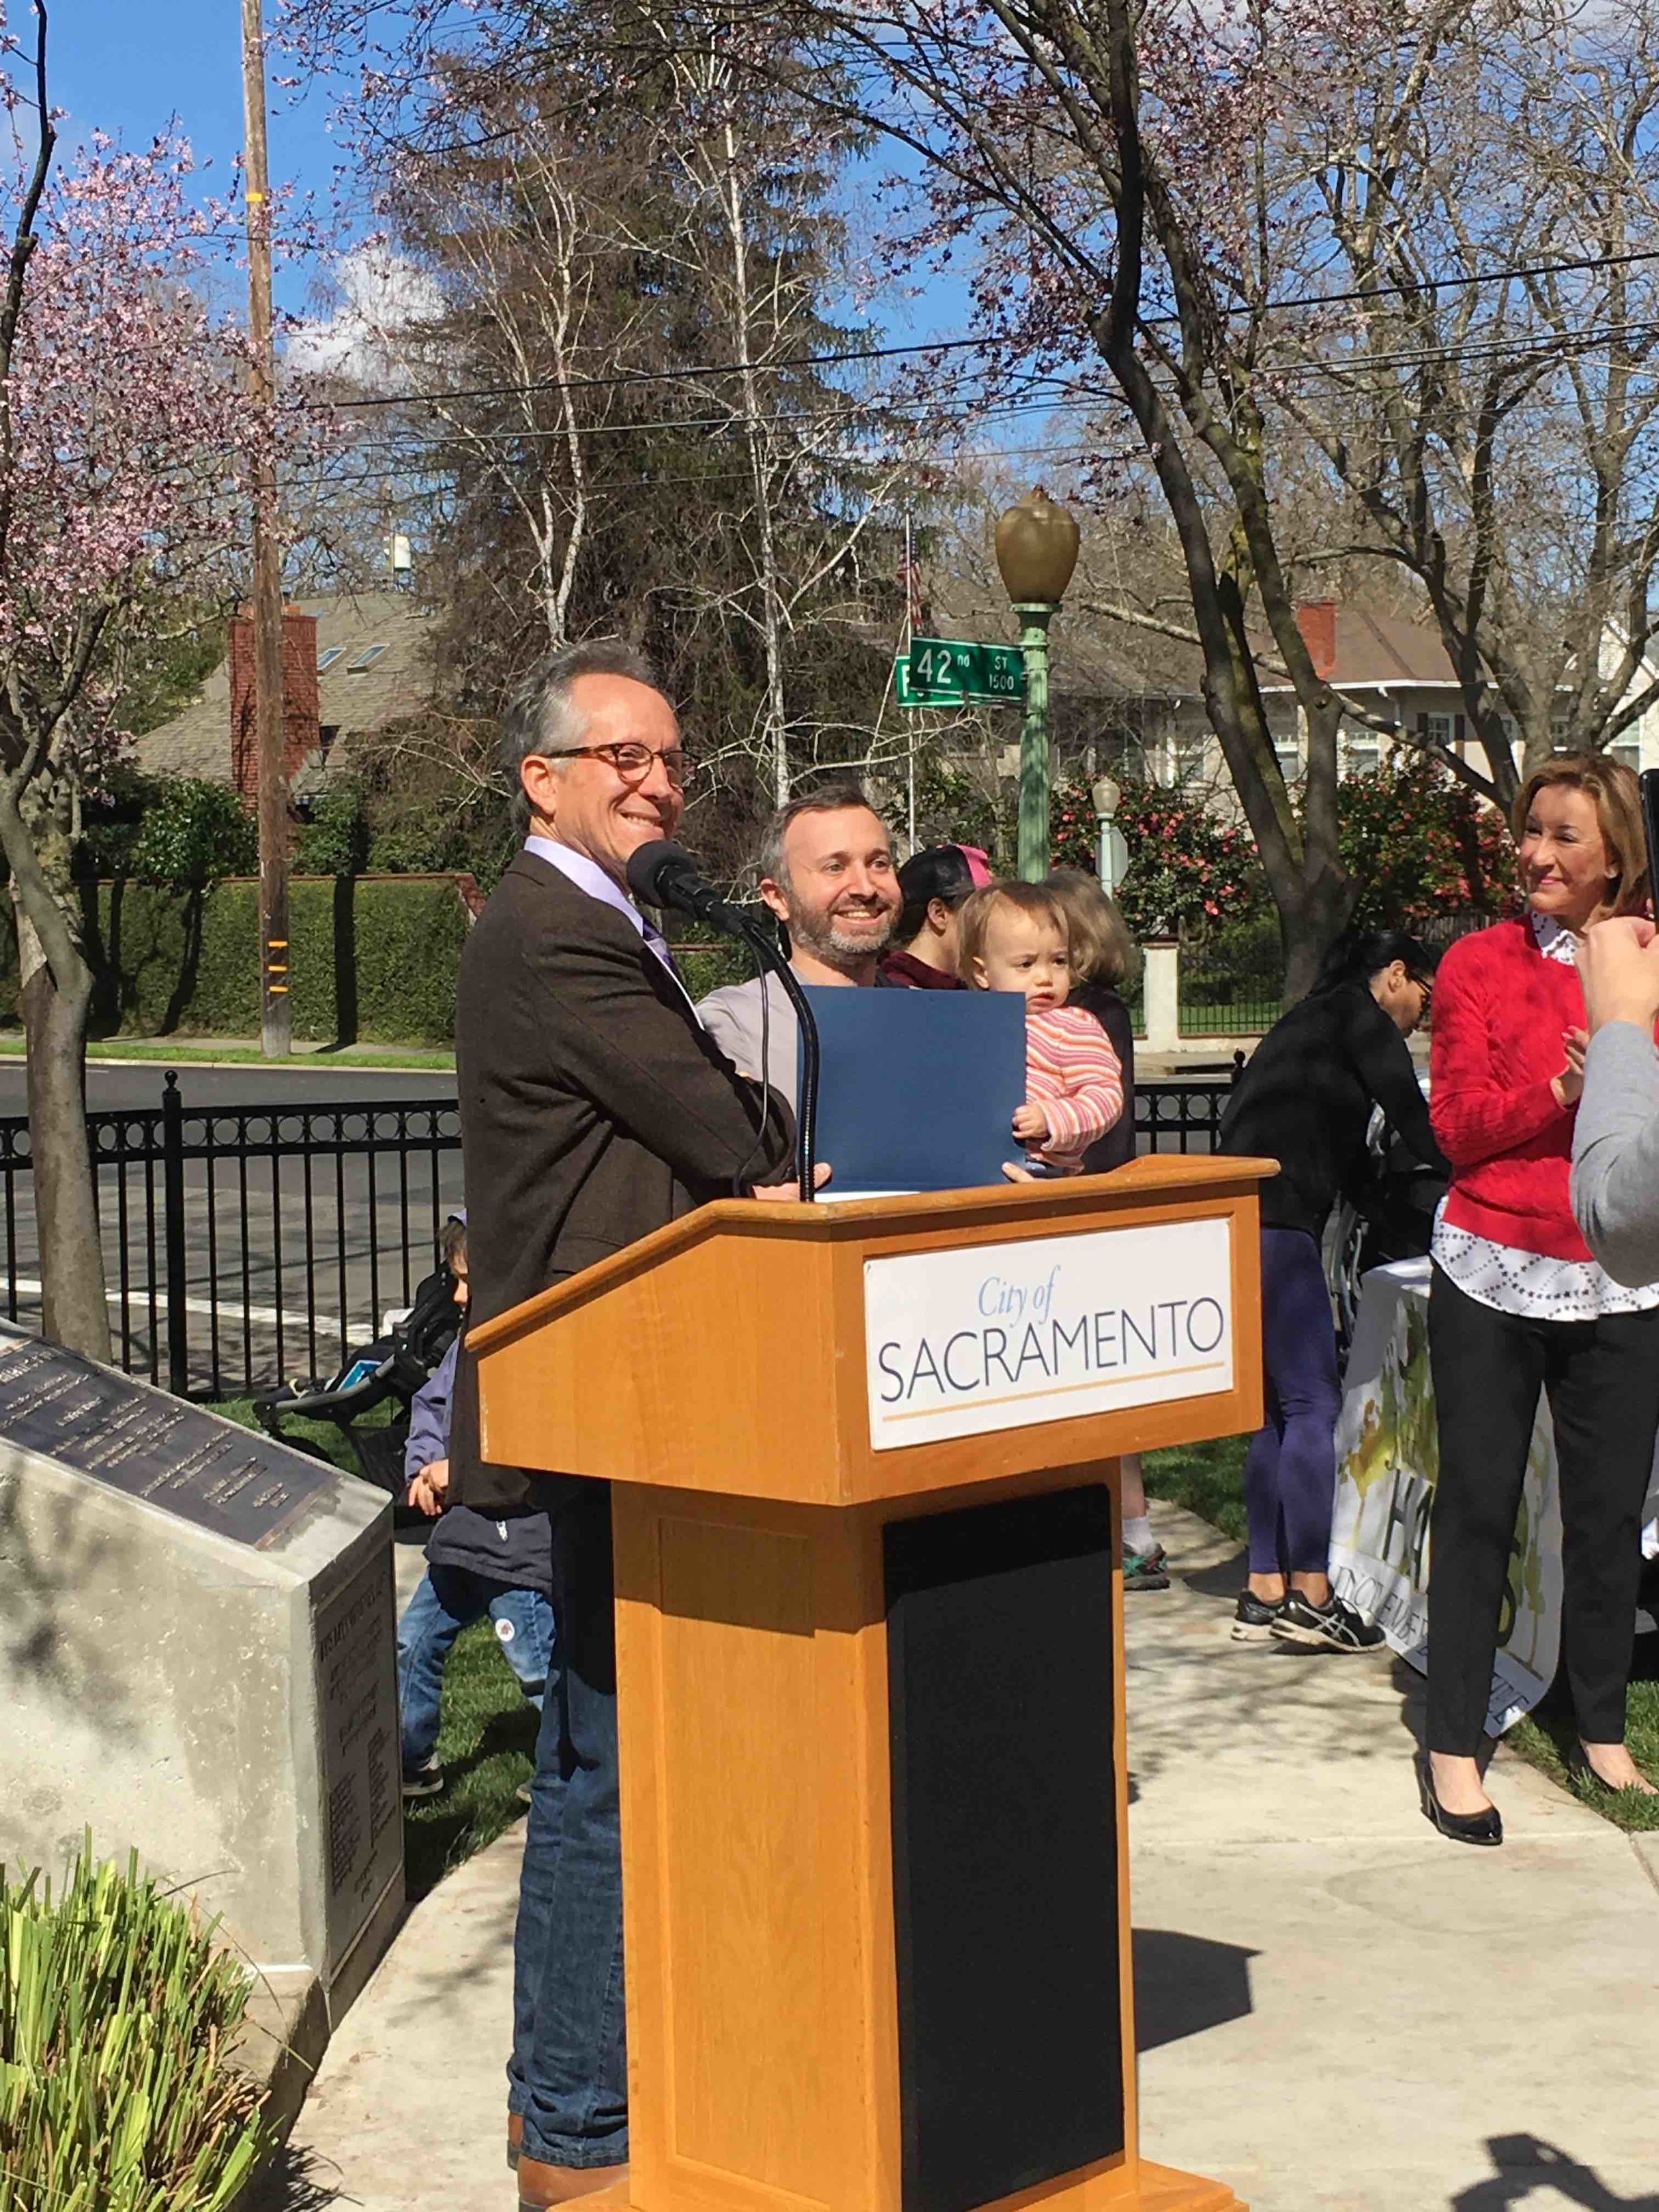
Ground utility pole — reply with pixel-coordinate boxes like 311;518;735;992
241;0;290;1057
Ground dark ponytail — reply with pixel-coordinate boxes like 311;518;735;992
1310;926;1437;997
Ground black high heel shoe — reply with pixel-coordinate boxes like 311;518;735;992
1416;1753;1502;1846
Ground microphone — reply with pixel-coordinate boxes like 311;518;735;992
624;839;820;1203
626;841;753;937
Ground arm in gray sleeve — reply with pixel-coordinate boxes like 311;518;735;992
1571;1022;1659;1286
404;1335;459;1482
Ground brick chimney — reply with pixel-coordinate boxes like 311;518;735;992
1295;599;1338;681
230;607;321;802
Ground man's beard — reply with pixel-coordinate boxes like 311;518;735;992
791;905;896;968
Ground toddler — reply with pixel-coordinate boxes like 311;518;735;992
958;879;1125;1169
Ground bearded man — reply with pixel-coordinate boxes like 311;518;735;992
696;780;903;1105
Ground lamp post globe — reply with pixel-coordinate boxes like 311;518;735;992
995;486;1082;605
997;488;1080;879
1092;771;1126;898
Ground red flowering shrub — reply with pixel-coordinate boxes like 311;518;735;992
1051;754;1519;945
1338;755;1520;930
1050;773;1267;940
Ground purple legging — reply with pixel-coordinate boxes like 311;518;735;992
1243;1226;1342;1576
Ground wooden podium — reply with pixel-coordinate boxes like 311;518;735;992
471;1156;1268;2212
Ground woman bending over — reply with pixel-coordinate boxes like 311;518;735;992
1220;928;1443;1653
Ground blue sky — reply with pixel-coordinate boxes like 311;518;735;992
50;0;342;313
48;1;979;336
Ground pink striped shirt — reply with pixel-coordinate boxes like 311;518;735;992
1026;1002;1125;1164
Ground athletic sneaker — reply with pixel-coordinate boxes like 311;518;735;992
1230;1590;1285;1644
1271;1591;1386;1653
401;1757;444;1801
1123;1545;1171;1592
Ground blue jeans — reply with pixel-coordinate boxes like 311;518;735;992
396;1564;556;1771
1243;1226;1342;1576
510;1478;628;2170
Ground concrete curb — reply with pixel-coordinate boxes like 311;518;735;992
230;1966;330;2148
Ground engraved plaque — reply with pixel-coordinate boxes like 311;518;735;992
315;1563;402;1978
0;1329;334;1548
0;1325;402;2005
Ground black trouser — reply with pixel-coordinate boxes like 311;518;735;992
1426;1265;1659;1756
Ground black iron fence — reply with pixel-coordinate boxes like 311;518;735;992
1135;1070;1240;1152
1177;919;1282;1037
0;1076;463;1399
0;1070;1234;1398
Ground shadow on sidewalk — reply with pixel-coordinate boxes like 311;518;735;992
1176;1546;1250;1600
242;2140;347;2212
1131;1927;1257;2053
1452;2134;1659;2209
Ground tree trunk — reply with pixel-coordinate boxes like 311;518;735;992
17;901;108;1361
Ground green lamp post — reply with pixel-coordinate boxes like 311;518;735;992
995;486;1081;881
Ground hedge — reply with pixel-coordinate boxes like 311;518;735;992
0;875;760;1045
0;875;474;1047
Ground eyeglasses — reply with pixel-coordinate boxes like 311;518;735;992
555;741;691;789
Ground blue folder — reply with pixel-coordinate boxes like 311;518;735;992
798;986;1027;1193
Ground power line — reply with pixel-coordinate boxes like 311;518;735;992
300;243;1659;415
276;428;1140;498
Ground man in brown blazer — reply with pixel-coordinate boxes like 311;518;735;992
451;640;793;2207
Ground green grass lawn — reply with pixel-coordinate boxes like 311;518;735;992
400;1623;539;1899
214;1395;534;1896
1143;1432;1249;1543
1143;1434;1659;1832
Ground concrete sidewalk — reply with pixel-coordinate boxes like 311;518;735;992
1130;1509;1659;2210
252;1501;1659;2212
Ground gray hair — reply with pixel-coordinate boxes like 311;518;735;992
756;777;884;892
500;638;664;833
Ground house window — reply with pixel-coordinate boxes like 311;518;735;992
1272;729;1301;778
1163;731;1208;784
1175;732;1209;786
317;646;345;672
348;644;389;672
1342;723;1380;776
1551;713;1571;750
1425;712;1454;751
1608;733;1641;771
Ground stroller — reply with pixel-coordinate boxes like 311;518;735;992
253;1255;463;1508
1329;1107;1449;1361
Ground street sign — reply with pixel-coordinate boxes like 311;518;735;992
895;636;1026;708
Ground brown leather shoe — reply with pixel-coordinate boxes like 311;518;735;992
518;2155;629;2209
508;2112;524;2170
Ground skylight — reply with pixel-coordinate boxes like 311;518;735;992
348;644;389;672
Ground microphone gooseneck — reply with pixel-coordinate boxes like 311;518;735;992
626;841;819;1201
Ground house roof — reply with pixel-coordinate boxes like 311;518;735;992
135;591;435;784
1255;601;1459;694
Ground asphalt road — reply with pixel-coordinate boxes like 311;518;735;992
0;1062;457;1116
1;1061;463;1398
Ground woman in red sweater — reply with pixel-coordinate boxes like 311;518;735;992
1423;754;1659;1845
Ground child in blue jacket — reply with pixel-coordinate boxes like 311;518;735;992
397;1217;557;1797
